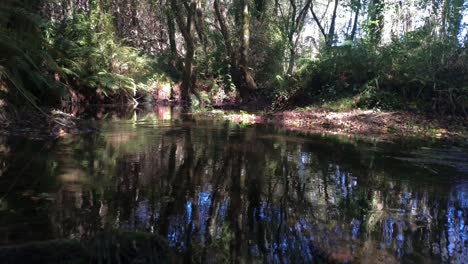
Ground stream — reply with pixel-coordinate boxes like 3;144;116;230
0;105;467;263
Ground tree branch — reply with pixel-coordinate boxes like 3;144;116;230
310;4;327;40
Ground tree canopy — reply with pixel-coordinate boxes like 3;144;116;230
0;0;467;116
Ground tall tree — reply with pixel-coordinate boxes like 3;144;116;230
348;0;361;41
170;0;197;107
278;0;312;74
166;5;177;58
447;0;465;41
214;0;240;86
239;0;257;99
310;0;340;47
214;0;257;100
367;0;384;45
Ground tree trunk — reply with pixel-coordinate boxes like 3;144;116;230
349;1;360;40
194;0;207;54
440;0;449;38
368;0;384;45
214;0;256;101
310;4;328;45
166;7;177;58
286;0;297;75
327;0;339;47
170;0;197;107
286;47;295;75
240;0;249;71
239;0;257;99
213;0;242;89
182;44;194;107
286;0;311;75
447;0;464;40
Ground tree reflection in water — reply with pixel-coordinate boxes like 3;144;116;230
0;105;467;263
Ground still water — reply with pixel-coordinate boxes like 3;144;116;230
0;106;467;263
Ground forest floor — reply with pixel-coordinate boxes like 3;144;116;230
1;101;466;146
199;106;468;145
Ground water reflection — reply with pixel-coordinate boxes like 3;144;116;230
0;106;467;263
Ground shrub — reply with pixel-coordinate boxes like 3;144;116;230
283;26;468;116
46;9;157;103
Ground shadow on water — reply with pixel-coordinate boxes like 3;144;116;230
0;105;467;263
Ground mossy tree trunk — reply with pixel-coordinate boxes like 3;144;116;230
367;0;384;45
239;0;257;100
170;0;197;108
214;0;257;101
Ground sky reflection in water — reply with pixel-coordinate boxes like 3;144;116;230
0;106;467;263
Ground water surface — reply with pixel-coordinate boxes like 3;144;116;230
0;106;467;263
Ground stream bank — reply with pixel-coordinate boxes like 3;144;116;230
197;106;468;146
1;99;467;146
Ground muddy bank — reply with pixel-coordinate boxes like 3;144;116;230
2;101;467;145
0;100;147;139
0;109;97;139
198;107;468;145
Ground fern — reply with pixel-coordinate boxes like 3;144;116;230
0;0;64;108
1;0;161;109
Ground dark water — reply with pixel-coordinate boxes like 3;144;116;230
0;106;467;263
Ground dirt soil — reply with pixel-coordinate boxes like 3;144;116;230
204;108;468;145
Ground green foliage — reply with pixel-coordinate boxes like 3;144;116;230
365;0;385;45
0;0;62;107
1;0;466;118
0;0;162;109
280;26;468;115
379;27;467;114
46;7;157;101
447;0;465;40
251;20;286;88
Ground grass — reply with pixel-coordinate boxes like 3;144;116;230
320;97;358;112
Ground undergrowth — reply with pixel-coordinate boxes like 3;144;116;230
274;27;467;116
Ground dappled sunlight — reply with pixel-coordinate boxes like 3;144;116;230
0;0;466;262
196;108;467;143
58;168;87;183
1;108;466;262
0;102;466;264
